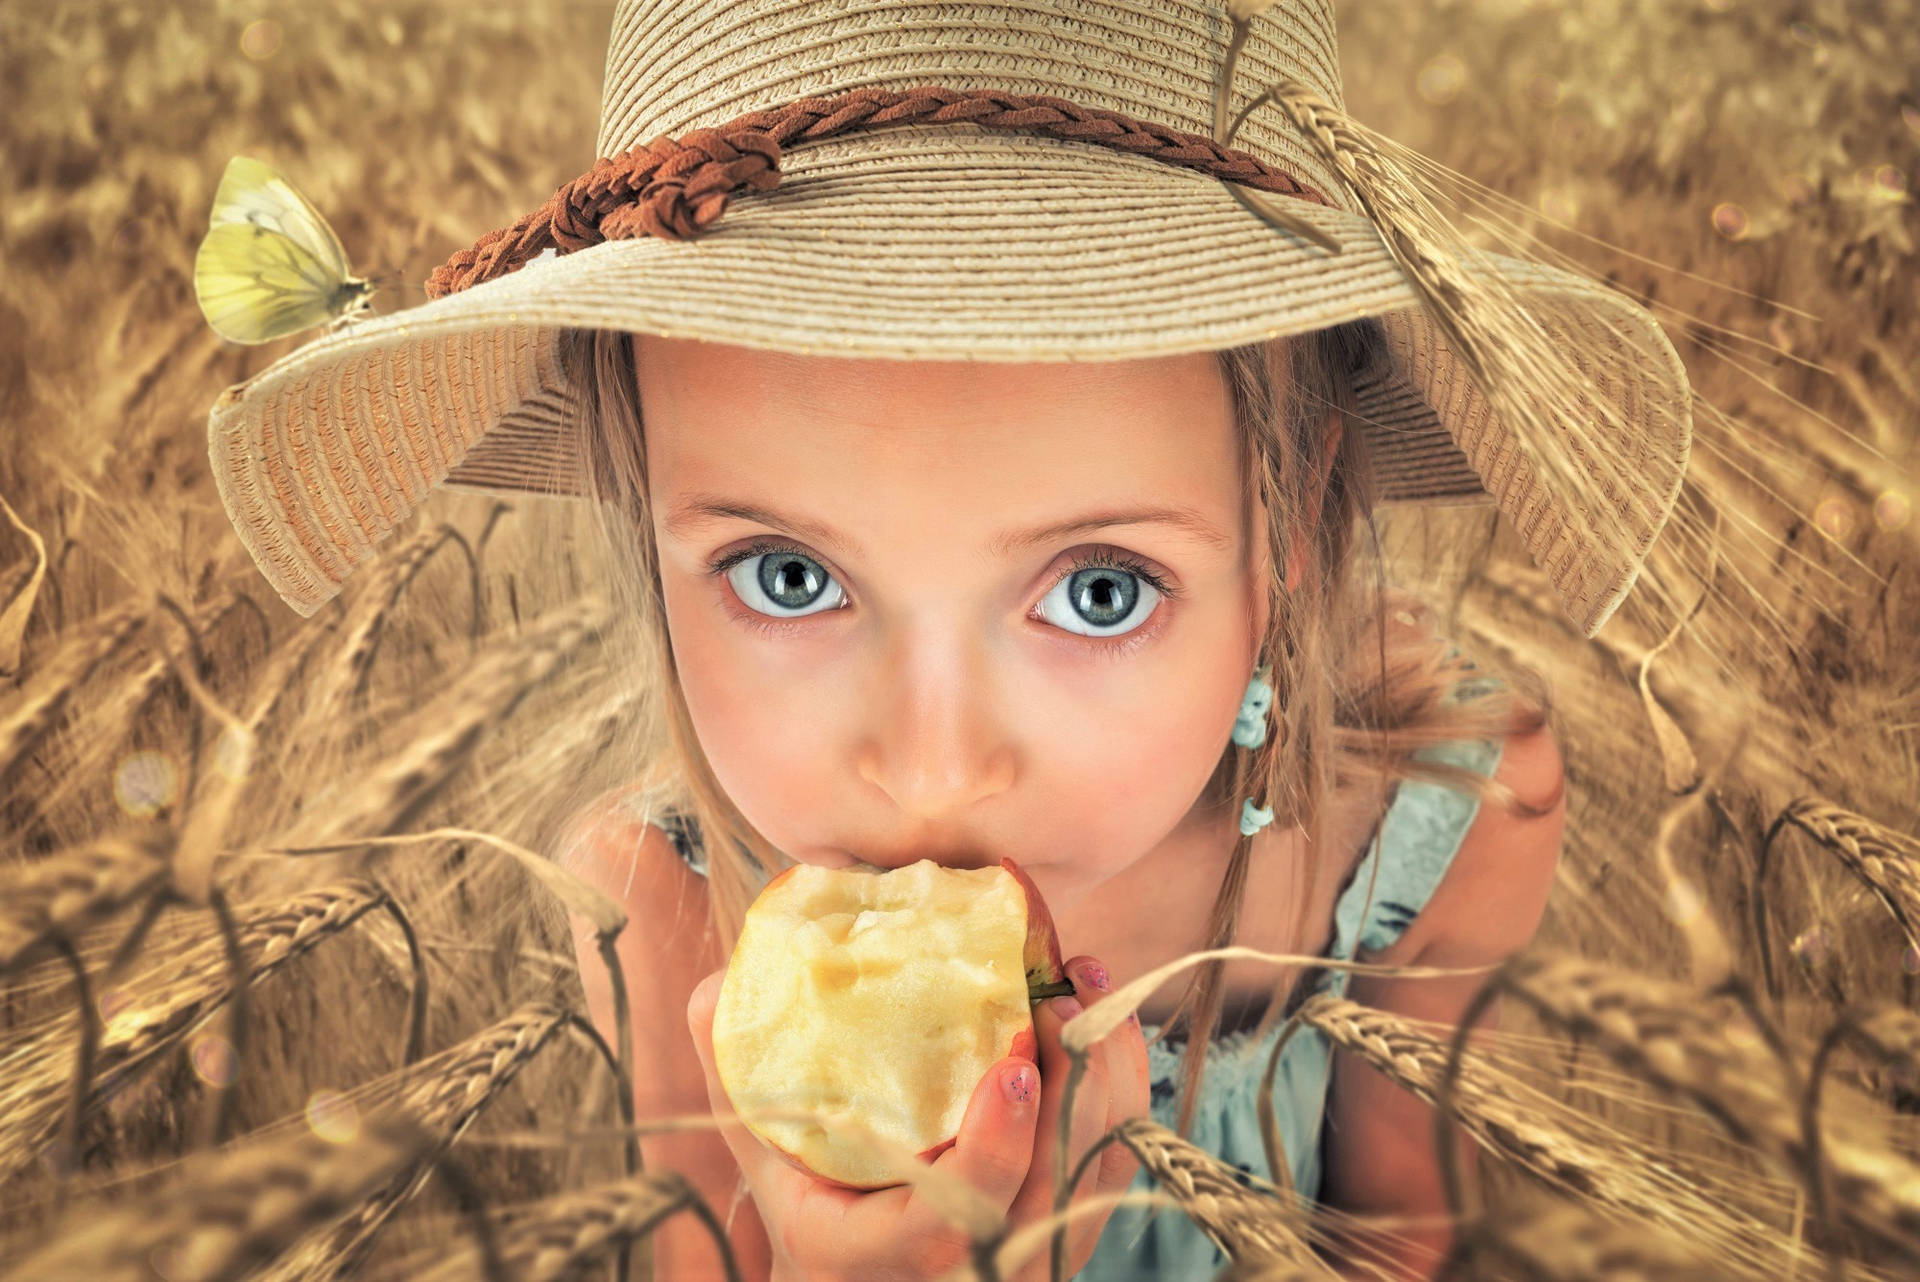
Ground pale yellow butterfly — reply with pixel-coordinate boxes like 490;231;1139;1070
194;155;381;345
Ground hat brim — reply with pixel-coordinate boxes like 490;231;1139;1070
207;128;1690;634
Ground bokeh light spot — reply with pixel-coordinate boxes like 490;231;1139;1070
1711;202;1749;239
1416;54;1466;106
1875;164;1908;194
213;725;255;782
240;19;282;61
115;751;177;818
1875;490;1911;532
1791;925;1832;966
306;1089;360;1143
1815;497;1853;539
190;1033;237;1087
1539;187;1579;223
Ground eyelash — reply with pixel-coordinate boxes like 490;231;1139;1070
705;538;1181;652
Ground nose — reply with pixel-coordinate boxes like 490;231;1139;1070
854;627;1016;822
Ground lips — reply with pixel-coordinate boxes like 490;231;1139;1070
839;849;1001;872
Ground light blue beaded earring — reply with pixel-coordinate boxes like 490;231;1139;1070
1232;668;1277;837
1230;671;1274;749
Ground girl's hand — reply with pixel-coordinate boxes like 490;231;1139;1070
687;954;1151;1282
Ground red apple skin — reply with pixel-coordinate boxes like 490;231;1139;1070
763;1133;958;1193
1001;857;1069;997
722;858;1064;1191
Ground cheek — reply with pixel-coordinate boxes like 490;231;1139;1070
658;573;834;847
1009;628;1247;873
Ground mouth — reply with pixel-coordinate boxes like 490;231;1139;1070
837;849;1003;873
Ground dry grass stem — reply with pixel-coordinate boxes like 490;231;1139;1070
0;879;390;1181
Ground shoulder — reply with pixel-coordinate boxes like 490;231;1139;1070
1378;716;1566;966
562;792;715;944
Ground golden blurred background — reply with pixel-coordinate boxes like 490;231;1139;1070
1;2;1916;1278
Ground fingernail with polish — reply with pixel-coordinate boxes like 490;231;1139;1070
1078;960;1111;991
1003;1062;1037;1105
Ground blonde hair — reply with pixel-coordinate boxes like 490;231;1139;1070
558;321;1551;1140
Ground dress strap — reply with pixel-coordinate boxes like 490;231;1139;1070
658;810;710;877
1325;672;1507;970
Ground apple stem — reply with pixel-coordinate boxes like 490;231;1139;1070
1029;978;1076;1001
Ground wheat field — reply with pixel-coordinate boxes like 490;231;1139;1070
1;1;1916;1279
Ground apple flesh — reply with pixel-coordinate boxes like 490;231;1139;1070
711;857;1068;1190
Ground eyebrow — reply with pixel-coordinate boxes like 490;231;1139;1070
662;495;1231;559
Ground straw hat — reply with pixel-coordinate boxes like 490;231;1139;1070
205;0;1691;637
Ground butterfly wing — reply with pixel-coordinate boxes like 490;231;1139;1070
194;221;346;345
208;155;353;285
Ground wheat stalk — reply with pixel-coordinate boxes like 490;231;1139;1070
294;520;486;729
0;829;173;973
0;878;394;1181
284;597;607;844
253;1003;575;1282
1;1114;435;1282
1067;1114;1332;1278
1495;952;1920;1263
12;589;253;828
1301;996;1765;1239
1455;1199;1731;1282
399;1171;744;1282
0;596;148;792
1783;798;1920;950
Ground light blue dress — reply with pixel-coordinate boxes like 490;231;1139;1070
1078;674;1505;1281
655;675;1505;1282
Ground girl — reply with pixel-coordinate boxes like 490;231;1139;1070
205;1;1685;1278
560;325;1568;1282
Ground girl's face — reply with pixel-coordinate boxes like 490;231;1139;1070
635;333;1272;916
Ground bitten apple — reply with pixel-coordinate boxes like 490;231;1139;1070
710;856;1069;1190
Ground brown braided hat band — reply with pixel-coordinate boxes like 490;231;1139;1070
205;0;1690;637
423;87;1338;299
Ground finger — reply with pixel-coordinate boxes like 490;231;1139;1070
1012;986;1112;1230
685;967;782;1187
687;967;905;1275
1066;958;1150;1195
904;1053;1041;1255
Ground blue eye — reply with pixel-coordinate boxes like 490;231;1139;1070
708;540;1178;643
719;546;849;619
1034;552;1168;638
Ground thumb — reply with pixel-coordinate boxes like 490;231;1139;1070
685;967;726;1075
919;1056;1040;1224
687;967;744;1159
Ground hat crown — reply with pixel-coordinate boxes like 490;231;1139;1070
594;0;1349;204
